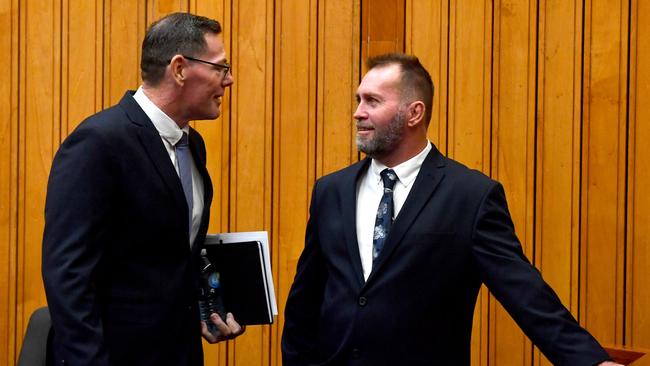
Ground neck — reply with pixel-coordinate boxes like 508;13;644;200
373;137;428;168
142;84;189;129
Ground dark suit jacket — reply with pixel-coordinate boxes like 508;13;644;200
282;144;609;366
42;92;213;366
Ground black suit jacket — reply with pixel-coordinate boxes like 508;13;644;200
282;144;609;366
42;92;213;366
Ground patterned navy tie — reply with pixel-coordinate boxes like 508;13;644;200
176;132;193;235
373;168;398;262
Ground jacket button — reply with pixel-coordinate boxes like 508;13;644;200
358;296;367;306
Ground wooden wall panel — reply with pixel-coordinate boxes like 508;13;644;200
628;0;650;351
17;0;61;352
362;0;405;72
580;0;628;345
535;1;584;364
317;0;361;176
490;1;537;365
147;0;189;19
0;0;18;364
273;1;319;366
103;0;145;106
448;2;493;365
406;0;448;151
447;0;492;170
62;0;104;136
225;0;274;364
3;1;650;365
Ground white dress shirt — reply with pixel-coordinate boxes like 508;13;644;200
356;142;432;280
133;87;205;247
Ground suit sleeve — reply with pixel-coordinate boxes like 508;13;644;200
42;125;116;365
282;180;328;366
471;182;610;366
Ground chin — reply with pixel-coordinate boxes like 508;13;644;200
202;109;221;120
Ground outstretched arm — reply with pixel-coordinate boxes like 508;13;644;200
472;182;613;366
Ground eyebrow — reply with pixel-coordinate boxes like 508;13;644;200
356;92;382;101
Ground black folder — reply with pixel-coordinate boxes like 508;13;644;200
204;241;274;325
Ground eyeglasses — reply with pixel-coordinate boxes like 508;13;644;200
180;55;232;77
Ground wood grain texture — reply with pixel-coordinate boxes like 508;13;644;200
490;0;537;364
2;1;649;365
406;0;449;152
272;0;319;365
447;2;494;365
17;0;61;354
580;0;628;346
317;0;361;177
535;1;584;364
628;0;650;353
0;0;18;363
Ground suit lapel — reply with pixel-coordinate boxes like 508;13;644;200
119;93;189;221
342;159;371;286
366;145;446;283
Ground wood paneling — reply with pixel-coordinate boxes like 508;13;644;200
273;0;319;363
448;2;494;365
62;0;103;136
17;0;61;354
490;1;537;365
2;1;649;365
629;0;650;352
581;0;628;346
0;0;18;364
405;0;648;365
535;0;584;365
223;0;274;364
317;0;361;175
406;0;448;151
362;0;405;72
103;0;145;106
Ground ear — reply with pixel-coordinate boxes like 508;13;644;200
406;101;425;128
168;54;186;85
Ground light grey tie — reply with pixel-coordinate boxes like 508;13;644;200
176;132;193;234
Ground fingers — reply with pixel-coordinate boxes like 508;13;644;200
224;312;246;337
200;320;218;343
200;313;246;344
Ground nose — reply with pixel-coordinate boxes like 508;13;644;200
222;71;234;87
353;103;366;120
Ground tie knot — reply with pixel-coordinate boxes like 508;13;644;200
177;132;189;148
380;169;398;190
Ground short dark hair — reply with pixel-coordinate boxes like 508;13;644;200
140;12;222;85
367;53;434;126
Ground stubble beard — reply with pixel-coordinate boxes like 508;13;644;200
356;108;406;158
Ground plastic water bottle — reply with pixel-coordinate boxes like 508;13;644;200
199;249;226;335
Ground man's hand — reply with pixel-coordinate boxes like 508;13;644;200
598;362;624;366
201;312;246;343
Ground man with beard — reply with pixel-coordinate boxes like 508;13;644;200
281;53;619;366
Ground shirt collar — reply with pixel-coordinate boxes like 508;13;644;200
133;86;189;145
370;141;432;188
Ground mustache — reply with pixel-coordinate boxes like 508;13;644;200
355;121;374;129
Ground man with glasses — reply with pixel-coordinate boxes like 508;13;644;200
42;12;242;366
